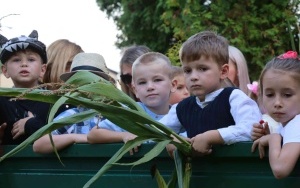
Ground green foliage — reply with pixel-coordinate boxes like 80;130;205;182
0;71;192;188
96;0;300;80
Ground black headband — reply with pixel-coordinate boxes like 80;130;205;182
71;65;104;72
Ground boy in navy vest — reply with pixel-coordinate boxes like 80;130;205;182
159;31;261;156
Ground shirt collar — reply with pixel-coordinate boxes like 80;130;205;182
196;88;224;108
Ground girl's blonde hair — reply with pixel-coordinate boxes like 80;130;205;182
229;46;251;94
43;39;83;89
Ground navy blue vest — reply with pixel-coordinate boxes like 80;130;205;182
176;87;236;138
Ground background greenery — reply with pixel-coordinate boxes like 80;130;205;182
96;0;300;80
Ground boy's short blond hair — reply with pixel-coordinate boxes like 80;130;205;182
179;31;229;66
132;52;172;79
170;65;184;80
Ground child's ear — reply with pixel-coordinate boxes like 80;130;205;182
40;64;47;78
220;63;229;79
132;82;139;98
171;79;177;93
1;65;10;78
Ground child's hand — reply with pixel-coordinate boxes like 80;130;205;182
11;111;34;139
166;136;191;159
0;122;7;144
166;144;177;158
122;132;139;155
251;120;270;141
251;134;271;158
191;134;212;156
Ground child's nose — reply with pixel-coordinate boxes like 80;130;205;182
20;60;28;67
184;88;190;96
274;96;282;108
147;82;155;90
190;71;198;81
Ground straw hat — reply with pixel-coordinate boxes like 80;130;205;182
60;52;114;83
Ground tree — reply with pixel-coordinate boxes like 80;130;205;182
97;0;300;80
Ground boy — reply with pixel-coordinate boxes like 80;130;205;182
159;31;261;156
87;52;173;153
33;52;116;153
0;30;50;144
169;65;190;105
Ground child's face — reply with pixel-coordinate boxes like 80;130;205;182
262;69;300;126
1;50;46;88
169;74;190;105
133;62;172;114
182;56;228;101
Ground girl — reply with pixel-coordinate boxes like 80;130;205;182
252;51;300;179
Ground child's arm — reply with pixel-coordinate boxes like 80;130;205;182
252;133;300;179
159;104;184;134
33;134;87;154
268;134;300;179
191;130;224;155
87;127;139;155
218;89;262;144
87;126;136;144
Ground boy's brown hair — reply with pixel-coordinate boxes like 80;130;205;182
179;31;229;66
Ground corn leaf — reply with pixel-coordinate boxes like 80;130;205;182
151;165;168;188
115;140;171;166
0;71;193;188
83;136;149;188
174;150;184;188
0;109;98;162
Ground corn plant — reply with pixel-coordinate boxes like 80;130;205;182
0;71;192;188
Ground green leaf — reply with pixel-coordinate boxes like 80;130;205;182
0;109;98;162
0;71;193;188
151;164;168;188
115;140;171;166
83;136;149;188
173;150;183;188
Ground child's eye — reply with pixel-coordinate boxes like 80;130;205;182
28;58;36;62
265;93;274;98
11;57;21;62
154;78;162;82
138;81;146;85
198;67;207;71
183;69;191;74
283;93;292;98
177;86;184;90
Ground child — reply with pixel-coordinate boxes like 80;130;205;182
169;65;190;105
159;31;261;156
251;51;300;179
87;52;173;154
0;30;50;145
249;81;280;140
33;52;115;153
